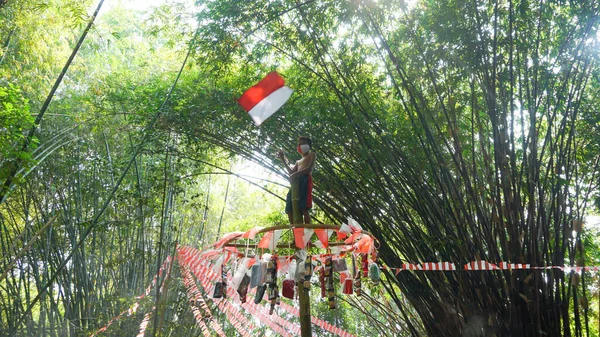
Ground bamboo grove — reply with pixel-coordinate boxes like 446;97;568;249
1;0;600;336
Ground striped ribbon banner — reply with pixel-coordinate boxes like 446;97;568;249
190;265;294;337
135;310;153;337
401;262;457;271
391;261;600;273
179;260;254;337
217;301;254;337
498;262;529;270
464;261;500;270
90;257;172;337
180;247;295;336
181;266;221;337
178;246;357;337
179;248;296;337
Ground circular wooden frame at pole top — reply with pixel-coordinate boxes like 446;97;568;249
218;223;375;249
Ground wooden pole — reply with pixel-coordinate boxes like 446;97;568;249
291;180;312;337
291;180;302;224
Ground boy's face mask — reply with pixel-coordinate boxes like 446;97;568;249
298;144;310;154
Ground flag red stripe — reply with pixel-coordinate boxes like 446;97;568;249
238;72;285;112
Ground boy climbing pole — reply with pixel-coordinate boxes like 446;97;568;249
278;136;316;336
277;136;316;225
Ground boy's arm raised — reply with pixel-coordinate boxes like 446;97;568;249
277;150;297;174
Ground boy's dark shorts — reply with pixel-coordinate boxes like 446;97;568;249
285;175;313;213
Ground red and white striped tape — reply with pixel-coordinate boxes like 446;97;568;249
464;261;499;270
556;266;600;272
181;266;223;337
180;251;297;337
180;260;255;337
394;261;600;273
179;246;356;337
182;248;296;336
191;267;294;337
135;310;153;337
91;257;172;337
498;262;530;270
179;248;296;335
402;262;457;271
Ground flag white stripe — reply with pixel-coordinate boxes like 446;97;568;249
247;86;293;126
270;229;283;251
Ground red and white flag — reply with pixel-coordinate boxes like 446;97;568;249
237;71;293;126
242;227;263;239
314;229;333;248
257;229;283;251
293;228;314;249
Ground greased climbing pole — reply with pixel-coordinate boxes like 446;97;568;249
291;179;312;337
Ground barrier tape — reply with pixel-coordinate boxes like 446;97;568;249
135;310;153;337
179;247;294;336
178;247;263;332
178;246;356;337
188;266;293;337
97;245;597;337
387;261;600;274
181;267;219;337
180;259;253;337
186;245;600;275
178;247;297;337
91;257;172;336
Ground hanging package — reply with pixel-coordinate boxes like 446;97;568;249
237;274;250;303
213;264;227;298
282;279;295;299
325;255;335;309
265;255;277;284
343;278;353;295
303;255;313;288
231;261;248;291
249;262;263;288
319;268;326;298
260;261;268;284
288;259;297;281
368;263;381;283
332;258;347;272
254;284;267;304
213;282;224;299
324;256;332;277
361;254;369;278
295;259;305;283
268;284;279;301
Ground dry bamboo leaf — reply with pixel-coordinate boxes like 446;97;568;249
572;220;583;232
571;274;579;287
488;313;495;327
523;273;534;285
579;296;588;309
519;293;531;304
